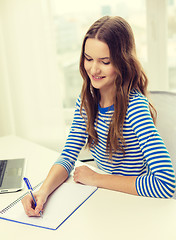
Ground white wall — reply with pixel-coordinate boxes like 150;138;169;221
146;0;169;90
0;0;66;150
0;19;15;136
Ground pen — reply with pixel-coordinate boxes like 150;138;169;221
23;177;43;217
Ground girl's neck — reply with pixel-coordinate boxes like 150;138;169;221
99;88;115;108
99;95;114;108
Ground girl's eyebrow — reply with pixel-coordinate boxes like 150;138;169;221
84;53;110;60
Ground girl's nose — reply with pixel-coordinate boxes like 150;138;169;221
90;62;101;75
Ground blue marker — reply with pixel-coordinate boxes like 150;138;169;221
23;177;42;217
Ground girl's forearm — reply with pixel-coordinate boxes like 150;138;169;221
39;164;68;198
94;173;138;196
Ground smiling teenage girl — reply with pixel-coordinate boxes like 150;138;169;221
22;16;175;217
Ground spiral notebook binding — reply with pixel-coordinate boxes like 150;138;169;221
0;181;43;214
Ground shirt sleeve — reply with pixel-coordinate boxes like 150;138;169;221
127;95;176;198
54;97;88;175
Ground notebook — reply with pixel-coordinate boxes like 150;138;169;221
0;182;97;230
0;158;26;193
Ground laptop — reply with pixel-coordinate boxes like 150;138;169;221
0;158;26;193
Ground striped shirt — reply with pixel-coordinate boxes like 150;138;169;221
55;89;176;198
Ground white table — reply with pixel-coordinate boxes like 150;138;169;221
1;135;176;240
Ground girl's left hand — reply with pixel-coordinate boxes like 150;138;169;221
73;165;98;186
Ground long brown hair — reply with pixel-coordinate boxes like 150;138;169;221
79;16;156;158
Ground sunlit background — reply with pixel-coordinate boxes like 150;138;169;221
0;0;176;152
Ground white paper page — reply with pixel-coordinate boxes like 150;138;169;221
0;183;97;230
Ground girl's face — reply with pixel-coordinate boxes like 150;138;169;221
84;38;117;95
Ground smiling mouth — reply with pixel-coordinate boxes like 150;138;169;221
92;75;105;80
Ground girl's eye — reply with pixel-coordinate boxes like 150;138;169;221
84;56;92;61
102;61;110;65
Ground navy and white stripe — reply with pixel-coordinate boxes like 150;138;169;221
55;89;176;198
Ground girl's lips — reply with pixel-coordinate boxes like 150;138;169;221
92;75;105;81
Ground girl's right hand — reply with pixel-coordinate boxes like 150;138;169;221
21;190;47;217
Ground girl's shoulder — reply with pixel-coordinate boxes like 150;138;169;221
127;89;150;117
128;89;148;106
126;89;152;123
75;95;81;107
75;95;85;111
75;95;87;116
